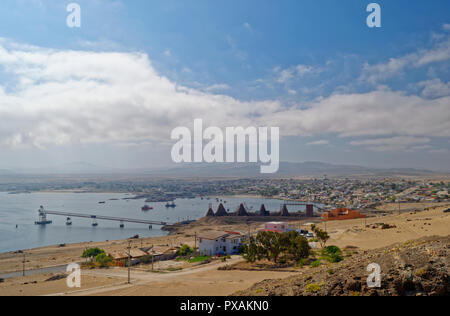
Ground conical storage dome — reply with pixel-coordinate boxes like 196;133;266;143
205;207;215;217
279;204;290;217
259;204;269;216
215;203;228;217
235;203;249;216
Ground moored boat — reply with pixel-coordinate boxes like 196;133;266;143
141;205;153;211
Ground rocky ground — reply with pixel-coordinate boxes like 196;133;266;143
235;235;449;296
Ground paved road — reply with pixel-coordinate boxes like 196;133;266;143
48;256;244;296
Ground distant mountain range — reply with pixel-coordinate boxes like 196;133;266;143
150;161;437;177
0;161;443;177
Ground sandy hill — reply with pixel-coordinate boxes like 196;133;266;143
235;235;449;296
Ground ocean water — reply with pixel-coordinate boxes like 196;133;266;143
0;192;291;253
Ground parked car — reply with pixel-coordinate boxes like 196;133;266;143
444;208;450;213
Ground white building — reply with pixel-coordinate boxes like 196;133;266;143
263;222;290;233
198;231;243;256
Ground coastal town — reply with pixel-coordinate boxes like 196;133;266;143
1;173;449;297
3;176;449;209
0;187;448;296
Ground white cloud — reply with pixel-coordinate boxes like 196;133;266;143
430;148;449;154
276;64;320;83
287;89;297;95
0;39;449;153
360;33;450;84
0;39;280;148
260;90;450;138
204;84;230;92
418;79;450;98
349;136;430;152
306;140;329;146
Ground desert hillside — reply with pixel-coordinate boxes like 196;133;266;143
235;235;449;296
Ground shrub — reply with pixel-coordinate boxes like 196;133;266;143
167;267;182;272
82;248;105;259
324;246;342;255
414;268;428;278
305;283;321;293
327;253;343;263
178;244;193;257
95;253;112;267
311;260;321;268
141;255;153;264
297;258;305;268
321;246;343;263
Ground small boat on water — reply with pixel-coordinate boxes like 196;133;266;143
165;202;176;208
98;201;106;204
66;217;72;226
141;205;153;211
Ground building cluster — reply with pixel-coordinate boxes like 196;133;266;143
4;176;449;208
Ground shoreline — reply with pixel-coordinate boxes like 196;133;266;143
1;203;449;275
0;203;449;296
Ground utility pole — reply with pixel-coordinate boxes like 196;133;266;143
127;240;131;284
151;244;154;271
194;232;197;255
22;252;26;277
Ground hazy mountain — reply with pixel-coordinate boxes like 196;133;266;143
4;161;439;177
150;161;436;177
11;162;120;175
0;169;14;175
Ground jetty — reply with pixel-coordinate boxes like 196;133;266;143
35;206;168;229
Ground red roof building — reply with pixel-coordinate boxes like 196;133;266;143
322;208;366;221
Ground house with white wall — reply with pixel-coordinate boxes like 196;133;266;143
198;231;243;256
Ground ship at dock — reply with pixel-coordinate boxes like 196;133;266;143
165;201;176;208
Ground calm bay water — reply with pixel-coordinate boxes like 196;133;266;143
0;192;290;253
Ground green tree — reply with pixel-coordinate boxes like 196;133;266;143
95;253;112;267
286;231;310;261
242;237;259;263
178;244;193;257
256;231;284;263
311;225;330;248
82;248;105;259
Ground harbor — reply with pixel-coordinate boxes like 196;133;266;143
0;192;294;254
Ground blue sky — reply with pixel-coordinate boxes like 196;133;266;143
0;0;449;171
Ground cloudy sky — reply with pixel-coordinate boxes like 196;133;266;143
0;0;449;171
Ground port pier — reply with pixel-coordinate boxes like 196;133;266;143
35;206;168;229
